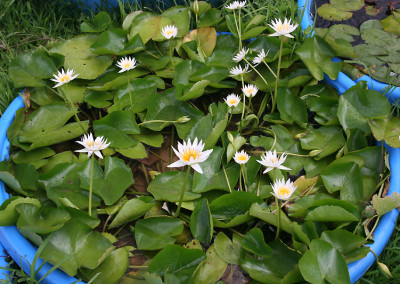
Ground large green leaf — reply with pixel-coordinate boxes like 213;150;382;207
277;88;307;128
79;156;134;206
298;239;350;284
16;103;88;150
214;232;244;265
39;162;102;209
109;77;159;113
147;171;201;202
0;197;41;226
80;248;129;284
299;126;345;160
49;34;113;80
191;147;223;193
9;47;61;88
241;228;272;257
190;198;213;243
320;229;369;263
321;161;363;204
338;82;391;134
192;244;227;284
16;203;70;234
109;196;154;229
90;28;128;55
93;110;140;148
147;244;206;283
295;36;342;80
249;203;294;235
0;161;38;195
129;7;190;43
241;240;303;284
368;117;400;148
144;88;203;137
40;219;114;276
135;217;184;250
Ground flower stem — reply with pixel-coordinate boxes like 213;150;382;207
233;11;242;50
275;197;280;240
271;38;284;113
127;74;134;114
239;75;246;132
62;86;87;134
174;165;191;218
169;39;175;69
89;154;95;216
241;164;248;192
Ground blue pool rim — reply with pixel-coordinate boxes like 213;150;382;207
299;0;400;283
0;95;85;284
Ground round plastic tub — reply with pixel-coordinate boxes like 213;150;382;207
0;95;85;284
298;0;400;282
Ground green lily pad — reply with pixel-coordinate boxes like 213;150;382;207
317;4;353;21
135;217;183;250
109;197;154;229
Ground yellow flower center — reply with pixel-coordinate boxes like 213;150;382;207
123;62;131;69
228;98;238;105
60;74;70;83
167;30;173;36
247;88;254;95
237;154;247;161
86;141;95;147
181;148;200;162
277;186;290;198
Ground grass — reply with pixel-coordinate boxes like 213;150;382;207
0;0;399;282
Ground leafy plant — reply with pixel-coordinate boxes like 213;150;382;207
0;1;398;283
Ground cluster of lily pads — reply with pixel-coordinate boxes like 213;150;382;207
1;1;400;283
314;0;400;86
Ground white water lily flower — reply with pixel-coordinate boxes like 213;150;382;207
233;48;249;62
258;150;291;173
242;84;259;98
75;133;110;159
225;0;245;10
253;49;268;65
116;56;137;73
51;69;78;88
168;138;213;174
233;150;249;164
161;25;178;39
268;18;298;38
271;178;296;200
230;64;250;76
224;93;241;107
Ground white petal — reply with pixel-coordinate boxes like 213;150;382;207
191;163;203;174
263;167;273;174
94;151;103;159
168;160;186;168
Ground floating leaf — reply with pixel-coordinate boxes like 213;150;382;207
241;228;272;257
338;82;391;134
298;239;350;284
317;4;353;21
148;244;206;283
40;219;114;276
109;197;154;229
192;244;227;284
214;232;244;265
79;156;134;206
190;198;213;243
93;110;140;148
16;203;70;234
372;192;400;216
147;171;200;202
80;248;129;284
296;36;342;81
135;217;183;250
0;197;41;226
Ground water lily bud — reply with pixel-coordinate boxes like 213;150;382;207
177;116;191;123
149;171;161;179
378;261;393;278
227;132;234;144
294;132;306;139
193;0;199;15
308;149;323;157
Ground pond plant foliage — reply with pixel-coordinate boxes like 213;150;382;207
1;1;400;283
